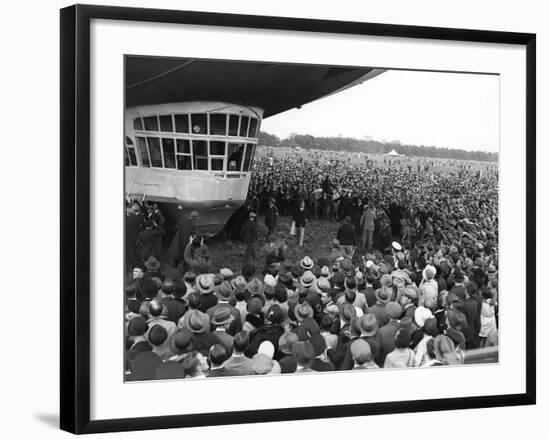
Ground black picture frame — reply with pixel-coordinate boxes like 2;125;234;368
60;4;536;434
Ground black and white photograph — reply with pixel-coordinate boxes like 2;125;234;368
123;56;500;381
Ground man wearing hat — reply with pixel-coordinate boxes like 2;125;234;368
211;308;235;356
183;309;218;356
336;216;356;258
195;274;218;313
241;211;258;263
399;287;418;320
206;281;242;336
378;301;402;364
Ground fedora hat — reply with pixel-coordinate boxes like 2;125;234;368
231;275;247;291
300;256;314;271
144;256;161;271
294;302;314;321
196;274;214;295
358;313;379;336
184;309;210;334
219;268;234;280
169;328;193;355
292;341;315;368
300;271;316;288
211;307;235;326
246;277;264;296
375;286;392;304
217;281;233;300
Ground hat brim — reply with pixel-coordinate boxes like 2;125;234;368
212;315;235;326
375;288;392;304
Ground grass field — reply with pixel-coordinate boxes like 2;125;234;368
160;215;348;279
208;215;342;271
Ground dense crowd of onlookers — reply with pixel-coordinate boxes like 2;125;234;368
124;147;498;380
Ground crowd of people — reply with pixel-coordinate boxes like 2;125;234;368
124;147;499;380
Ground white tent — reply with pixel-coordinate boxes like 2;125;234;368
384;149;402;156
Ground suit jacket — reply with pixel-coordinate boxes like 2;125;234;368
336;222;356;246
223;354;255;376
241;219;258;243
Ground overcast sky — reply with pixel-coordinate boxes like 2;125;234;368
261;69;499;153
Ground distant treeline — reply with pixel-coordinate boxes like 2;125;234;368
258;131;498;162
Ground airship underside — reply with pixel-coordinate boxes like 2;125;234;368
124;56;384;234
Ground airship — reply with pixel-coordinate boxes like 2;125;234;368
124;56;384;236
